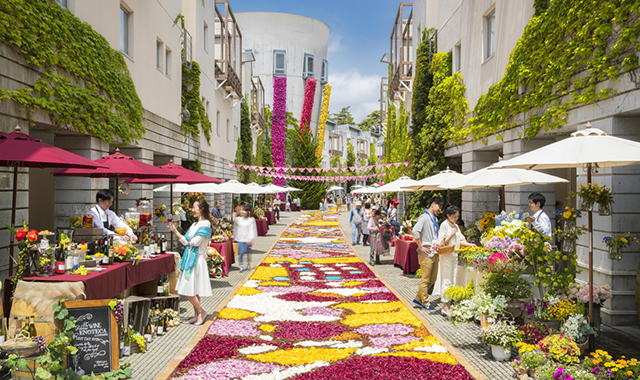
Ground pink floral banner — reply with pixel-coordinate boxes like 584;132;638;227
299;78;317;133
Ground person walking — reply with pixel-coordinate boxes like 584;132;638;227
437;204;476;316
362;202;372;246
412;196;444;311
168;198;213;325
273;197;281;221
388;199;400;237
336;194;343;214
350;201;363;245
323;197;328;213
233;205;258;272
367;210;382;265
346;195;351;211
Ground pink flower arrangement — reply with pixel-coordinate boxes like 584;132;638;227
272;76;287;198
207;319;260;337
177;359;282;380
177;337;263;371
299;78;317;134
272;321;345;340
357;323;413;336
488;252;508;264
370;335;418;348
568;282;612;307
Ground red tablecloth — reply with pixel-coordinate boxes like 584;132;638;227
3;255;175;316
210;240;234;274
265;211;277;225
394;238;420;274
256;219;268;236
279;203;286;211
291;203;299;211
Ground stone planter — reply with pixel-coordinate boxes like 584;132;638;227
490;344;512;361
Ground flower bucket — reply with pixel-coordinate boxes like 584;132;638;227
580;198;594;212
577;339;588;355
608;246;622;260
598;203;612;216
490;344;511;361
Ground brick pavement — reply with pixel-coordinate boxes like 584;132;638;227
122;211;299;380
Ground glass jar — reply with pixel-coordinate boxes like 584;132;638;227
69;206;82;228
580;198;594;212
36;237;55;276
138;200;152;227
608;246;622;260
82;207;94;228
125;208;140;232
598;203;612;216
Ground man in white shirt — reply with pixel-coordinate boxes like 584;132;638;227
89;189;137;241
412;196;444;311
526;192;552;238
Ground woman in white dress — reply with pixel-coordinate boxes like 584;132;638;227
437;205;476;316
168;198;213;325
233;206;258;272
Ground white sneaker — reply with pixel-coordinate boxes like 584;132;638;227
239;266;245;272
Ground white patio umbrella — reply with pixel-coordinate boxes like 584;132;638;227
153;183;222;193
493;122;640;332
215;180;256;194
328;185;344;191
369;176;419;215
262;183;288;193
444;162;568;205
283;186;302;192
403;167;465;202
352;186;377;194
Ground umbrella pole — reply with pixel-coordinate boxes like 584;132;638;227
115;174;119;216
587;163;595;350
170;183;174;251
9;165;17;277
447;189;450;204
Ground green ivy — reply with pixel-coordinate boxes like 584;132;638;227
181;61;212;142
455;0;640;143
0;0;144;145
235;101;252;183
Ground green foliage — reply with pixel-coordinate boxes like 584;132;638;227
329;106;355;125
329;155;341;168
344;141;356;192
235;102;252;183
443;281;476;302
181;61;212;142
357;110;380;132
385;100;410;182
0;0;144;145
291;128;326;209
411;29;436;141
183;159;203;174
457;0;640;142
533;0;549;16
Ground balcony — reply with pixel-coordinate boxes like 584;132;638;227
388;2;413;102
214;0;242;99
250;76;265;133
379;77;388;136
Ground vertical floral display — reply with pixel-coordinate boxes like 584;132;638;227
316;84;332;158
272;76;287;196
299;78;317;134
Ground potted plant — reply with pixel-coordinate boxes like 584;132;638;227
554;207;587;253
511;349;547;379
561;313;596;355
537;334;580;365
567;282;612;335
450;291;508;327
518;322;555;345
603;232;637;260
480;319;523;361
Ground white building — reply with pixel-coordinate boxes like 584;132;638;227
234;12;329;137
402;0;640;326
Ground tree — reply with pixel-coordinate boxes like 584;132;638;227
344;140;356;192
358;110;380;132
235;102;252;183
291;127;326;209
329;106;355;125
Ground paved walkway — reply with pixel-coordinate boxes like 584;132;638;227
336;208;640;380
122;211;300;380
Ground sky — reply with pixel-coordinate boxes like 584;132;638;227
231;0;401;123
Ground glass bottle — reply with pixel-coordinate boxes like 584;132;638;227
163;274;170;296
156;235;162;254
122;328;131;356
161;234;167;254
65;243;74;273
149;235;156;255
0;318;5;344
72;242;82;271
157;275;163;296
156;306;164;336
108;238;114;265
144;317;152;343
28;316;36;337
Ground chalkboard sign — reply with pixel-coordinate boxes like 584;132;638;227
64;300;119;376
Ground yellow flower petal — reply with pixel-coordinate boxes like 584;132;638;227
248;347;357;365
237;287;263;296
251;266;288;280
218;308;258;320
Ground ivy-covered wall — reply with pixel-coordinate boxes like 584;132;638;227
0;0;144;144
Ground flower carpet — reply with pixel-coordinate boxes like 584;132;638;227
170;211;475;380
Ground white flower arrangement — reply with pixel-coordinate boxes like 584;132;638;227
450;291;508;325
561;314;596;344
480;319;523;348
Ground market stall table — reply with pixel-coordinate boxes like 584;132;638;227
3;254;175;316
394;236;420;274
209;240;234;274
291;203;299;212
279;203;286;211
256;219;268;236
264;211;277;225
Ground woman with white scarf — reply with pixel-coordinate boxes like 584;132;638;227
437;204;476;316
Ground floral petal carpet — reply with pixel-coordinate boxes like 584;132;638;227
170;211;475;380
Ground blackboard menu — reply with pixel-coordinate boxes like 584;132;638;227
68;306;113;376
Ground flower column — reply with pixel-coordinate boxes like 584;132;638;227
272;76;287;199
316;84;331;158
299;78;317;134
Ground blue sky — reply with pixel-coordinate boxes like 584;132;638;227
232;0;400;122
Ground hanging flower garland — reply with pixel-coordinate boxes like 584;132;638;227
272;76;287;195
316;84;332;158
299;78;318;134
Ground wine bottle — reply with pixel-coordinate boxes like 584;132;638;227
161;233;167;254
151;306;158;336
163;274;169;296
157;275;163;296
101;238;109;265
150;235;156;255
108;238;114;265
122;328;131;356
65;244;74;273
29;316;36;337
156;305;164;335
144;238;150;255
156;235;162;254
93;240;99;255
144;317;152;342
0;318;5;344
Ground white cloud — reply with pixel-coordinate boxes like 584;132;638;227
327;34;343;54
328;69;380;123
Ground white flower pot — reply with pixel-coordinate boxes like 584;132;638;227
490;344;512;361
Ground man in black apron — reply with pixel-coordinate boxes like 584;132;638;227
89;189;137;241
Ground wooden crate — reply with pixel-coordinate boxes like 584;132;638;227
122;296;151;334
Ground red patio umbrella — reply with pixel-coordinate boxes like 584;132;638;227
0;126;108;275
124;160;222;249
52;148;177;215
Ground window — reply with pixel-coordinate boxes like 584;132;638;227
273;50;286;75
216;111;220;135
303;53;315;79
454;43;461;72
226;119;230;142
485;10;495;60
234;125;238;141
56;0;68;8
156;39;163;72
205;100;210;118
321;59;328;83
120;5;130;55
165;47;172;78
204;22;209;54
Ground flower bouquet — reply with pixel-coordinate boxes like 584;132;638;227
401;218;416;235
582;350;640;380
511;349;547;379
113;240;138;262
155;204;167;223
518;322;555;345
4;222;39;287
450;291;508;326
206;247;226;278
576;183;613;214
554;207;587;252
458;245;491;266
603;232;637;260
476;212;496;231
163;308;180;327
567;282;612;308
254;207;265;220
537;334;580;365
481;319;522;360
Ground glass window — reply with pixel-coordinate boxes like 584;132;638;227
274;50;286;75
56;0;68;8
226;119;230;142
204;22;209;53
321;59;329;83
165;48;172;78
303;54;315;78
485;10;495;59
156;39;163;71
120;6;130;55
455;43;461;72
216;111;220;136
